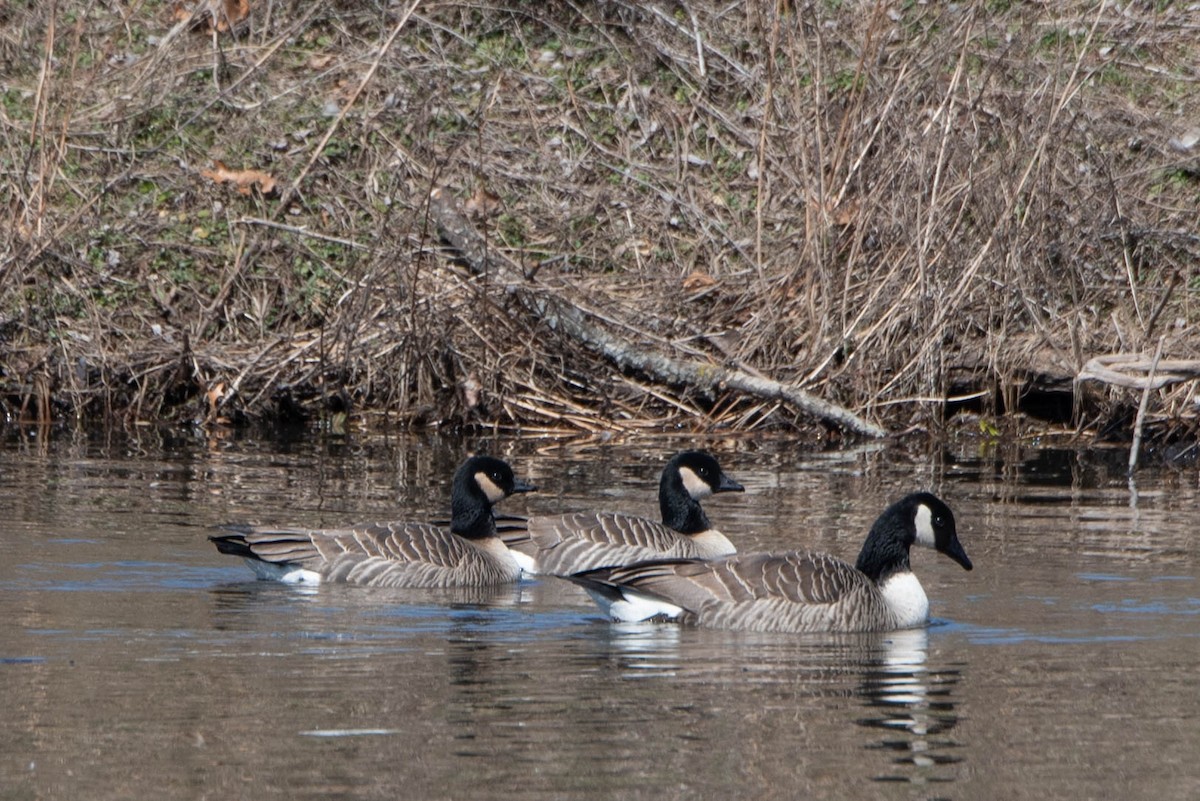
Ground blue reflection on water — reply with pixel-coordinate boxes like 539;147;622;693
1092;598;1200;615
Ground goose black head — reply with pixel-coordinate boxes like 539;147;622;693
905;492;972;571
451;456;536;537
659;451;744;534
665;451;745;501
855;492;972;581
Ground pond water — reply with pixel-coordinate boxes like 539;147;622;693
1;428;1198;800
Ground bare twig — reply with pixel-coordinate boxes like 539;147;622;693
1128;337;1164;475
234;217;371;251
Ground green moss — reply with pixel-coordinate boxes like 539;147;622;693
1037;28;1088;54
497;213;527;247
0;87;32;121
830;69;864;94
128;104;186;150
290;258;338;315
474;30;528;68
1149;167;1199;198
25;283;84;324
1095;63;1132;90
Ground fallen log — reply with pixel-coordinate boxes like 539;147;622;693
1078;353;1200;391
428;188;887;438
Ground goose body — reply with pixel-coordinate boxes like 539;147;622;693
210;456;536;588
568;492;972;633
503;451;744;576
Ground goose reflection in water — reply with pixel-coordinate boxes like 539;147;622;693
856;627;964;787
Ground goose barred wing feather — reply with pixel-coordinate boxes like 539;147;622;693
532;512;691;550
730;552;870;605
213;521;510;588
578;552;885;632
597;552;868;602
507;512;702;575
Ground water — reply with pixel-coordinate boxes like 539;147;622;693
1;429;1198;799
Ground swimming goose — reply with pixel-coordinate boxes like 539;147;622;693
567;492;972;633
502;450;744;576
209;455;536;587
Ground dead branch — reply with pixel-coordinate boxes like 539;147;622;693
428;188;887;438
1078;354;1200;391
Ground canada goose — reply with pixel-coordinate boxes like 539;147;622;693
567;492;972;633
502;450;744;576
209;455;536;588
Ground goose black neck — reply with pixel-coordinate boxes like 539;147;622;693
854;510;911;583
450;477;497;540
659;470;710;534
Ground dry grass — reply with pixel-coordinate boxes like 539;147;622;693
1;1;1198;438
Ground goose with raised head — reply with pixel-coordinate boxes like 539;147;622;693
209;455;536;588
503;450;744;576
567;492;972;633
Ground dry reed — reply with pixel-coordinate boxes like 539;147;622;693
1;1;1197;438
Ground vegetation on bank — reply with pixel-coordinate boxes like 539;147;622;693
1;1;1198;441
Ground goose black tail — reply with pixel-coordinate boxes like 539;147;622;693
209;525;254;559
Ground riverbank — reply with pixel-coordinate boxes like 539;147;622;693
2;2;1197;440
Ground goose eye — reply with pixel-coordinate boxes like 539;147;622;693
933;515;945;528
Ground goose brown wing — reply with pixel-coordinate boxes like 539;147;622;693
594;551;869;608
528;512;686;550
511;512;697;574
217;521;475;569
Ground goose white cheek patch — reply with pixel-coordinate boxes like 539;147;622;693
475;472;506;503
678;467;713;499
914;504;936;548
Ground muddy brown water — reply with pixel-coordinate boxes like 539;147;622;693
1;429;1198;800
